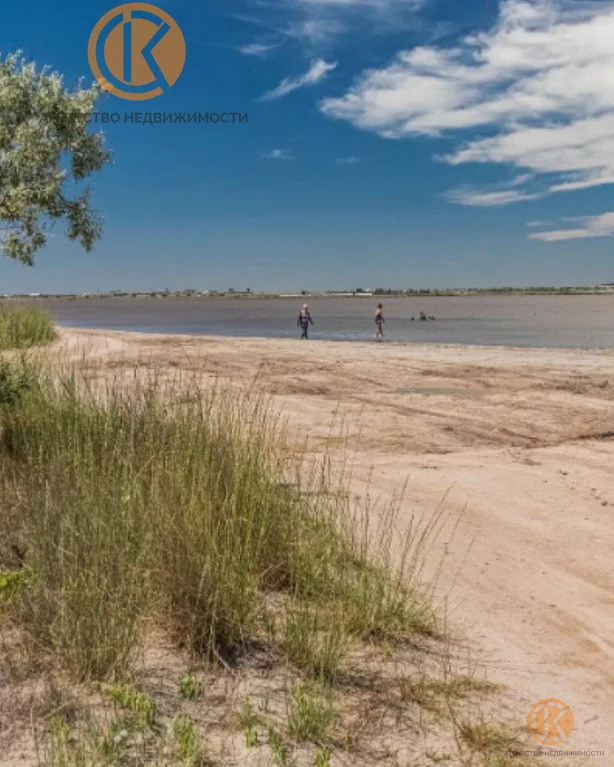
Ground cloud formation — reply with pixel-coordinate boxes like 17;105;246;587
445;188;541;207
261;59;337;101
445;173;540;207
321;0;614;205
529;212;614;241
238;42;279;56
239;0;426;51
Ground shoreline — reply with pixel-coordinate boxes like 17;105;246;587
53;324;614;356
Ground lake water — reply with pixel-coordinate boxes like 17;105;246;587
27;294;614;349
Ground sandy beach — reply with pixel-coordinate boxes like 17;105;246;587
57;328;614;757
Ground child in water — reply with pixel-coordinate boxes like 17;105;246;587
375;303;385;339
297;303;314;339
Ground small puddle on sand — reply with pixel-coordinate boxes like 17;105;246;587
394;386;483;399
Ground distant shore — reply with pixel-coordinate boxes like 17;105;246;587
4;285;614;301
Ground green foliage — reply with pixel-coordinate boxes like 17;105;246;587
268;727;293;767
0;356;35;404
287;682;336;742
234;698;261;747
0;53;110;264
101;683;156;726
244;722;259;748
178;673;202;700
0;567;29;599
45;713;122;767
172;714;211;767
0;305;56;350
42;705;219;767
283;602;347;682
313;746;332;767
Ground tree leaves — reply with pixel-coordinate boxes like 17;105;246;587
0;53;110;265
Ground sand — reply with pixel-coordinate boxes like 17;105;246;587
56;329;614;758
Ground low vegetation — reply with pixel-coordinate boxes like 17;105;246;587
0;304;56;350
0;356;545;766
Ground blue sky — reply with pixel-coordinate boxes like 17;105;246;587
1;0;613;293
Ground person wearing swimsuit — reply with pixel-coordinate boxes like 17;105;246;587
298;303;314;339
375;303;385;339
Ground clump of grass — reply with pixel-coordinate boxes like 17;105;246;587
0;358;435;684
178;673;202;700
45;712;128;767
313;746;332;767
234;698;262;747
282;602;347;682
101;683;156;726
267;727;293;767
456;720;542;766
459;721;520;752
399;675;499;714
0;304;56;350
172;714;213;767
43;707;202;767
4;384;155;680
0;356;36;405
287;682;337;742
0;568;29;600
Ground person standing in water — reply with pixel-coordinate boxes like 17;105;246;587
297;303;314;339
375;303;385;340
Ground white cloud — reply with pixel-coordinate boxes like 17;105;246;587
261;59;337;101
261;148;296;161
239;0;426;52
529;211;614;241
238;42;279;56
321;0;614;205
285;18;345;46
445;187;541;207
445;173;541;206
336;155;362;164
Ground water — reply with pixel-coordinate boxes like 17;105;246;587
27;294;614;349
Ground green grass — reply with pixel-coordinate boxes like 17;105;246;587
43;709;216;767
178;672;202;700
234;698;262;747
287;682;337;742
172;714;213;767
0;567;29;599
0;304;56;350
0;359;434;683
101;683;157;726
